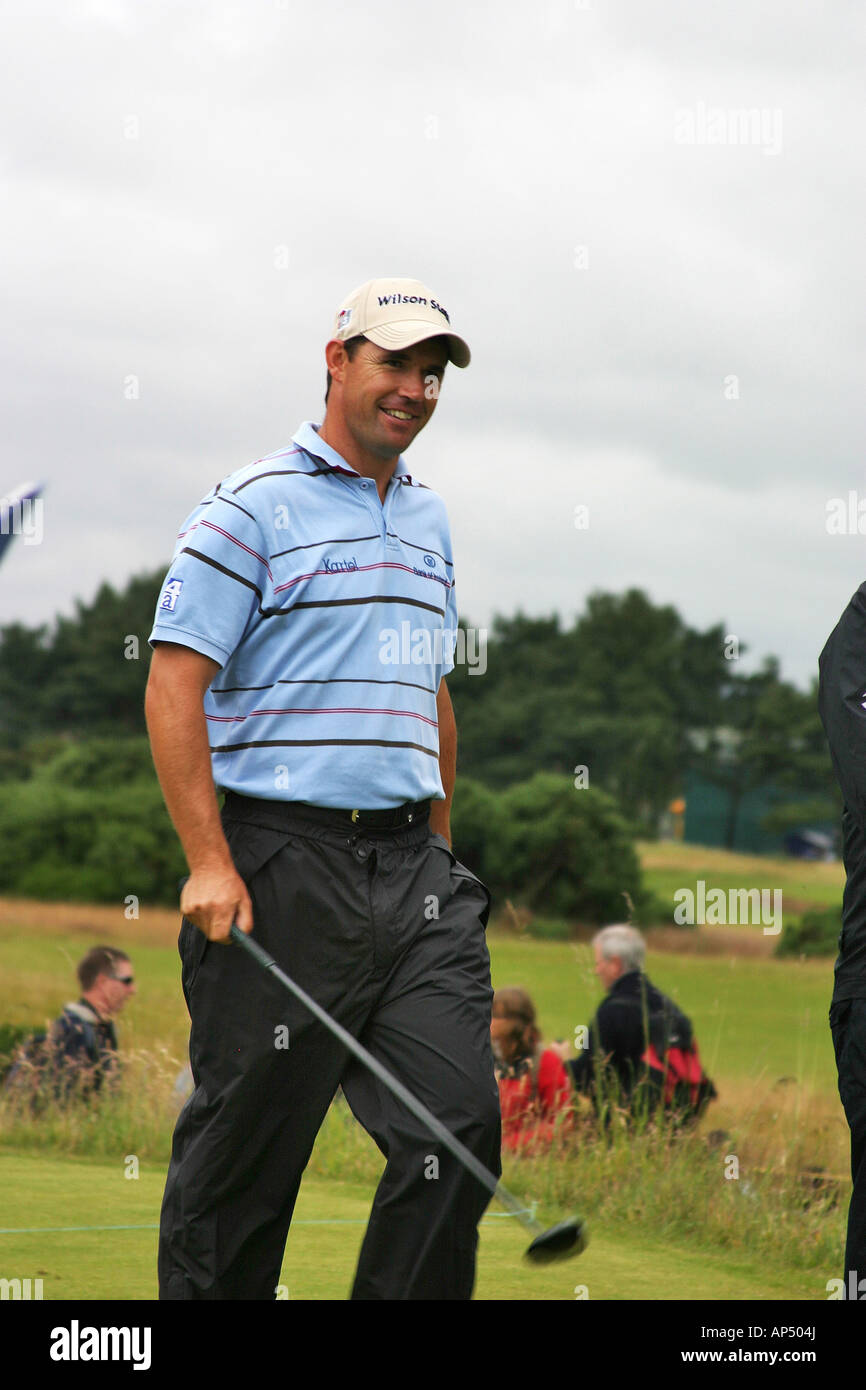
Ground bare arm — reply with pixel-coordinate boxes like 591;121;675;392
429;678;456;845
145;642;253;942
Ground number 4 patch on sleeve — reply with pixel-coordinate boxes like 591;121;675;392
160;577;184;612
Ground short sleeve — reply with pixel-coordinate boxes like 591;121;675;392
149;489;273;667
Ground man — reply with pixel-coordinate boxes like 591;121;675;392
557;924;712;1121
9;946;135;1100
145;277;501;1301
819;583;866;1297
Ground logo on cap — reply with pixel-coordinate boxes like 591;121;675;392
337;308;353;332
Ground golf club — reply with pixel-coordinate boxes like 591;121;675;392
226;920;587;1264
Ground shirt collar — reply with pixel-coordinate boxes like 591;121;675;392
68;999;106;1025
292;421;414;485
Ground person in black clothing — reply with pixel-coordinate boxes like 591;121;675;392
558;924;702;1122
818;583;866;1297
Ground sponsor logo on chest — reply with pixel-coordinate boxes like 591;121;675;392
322;555;359;573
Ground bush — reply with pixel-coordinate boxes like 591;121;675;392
632;890;675;927
449;777;507;886
0;776;187;904
484;772;647;924
34;736;156;791
775;905;841;958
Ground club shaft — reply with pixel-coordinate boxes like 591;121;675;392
229;924;543;1238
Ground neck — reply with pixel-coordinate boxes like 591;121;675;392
317;415;397;499
83;992;109;1022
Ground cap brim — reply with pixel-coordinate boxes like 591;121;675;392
365;322;471;368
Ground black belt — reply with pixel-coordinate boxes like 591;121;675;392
223;792;431;830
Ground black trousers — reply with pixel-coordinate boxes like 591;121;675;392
831;997;866;1296
158;796;502;1300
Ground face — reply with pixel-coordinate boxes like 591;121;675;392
490;1014;517;1064
328;337;448;462
594;944;622;992
96;962;136;1016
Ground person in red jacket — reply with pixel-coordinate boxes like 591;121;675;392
491;987;573;1154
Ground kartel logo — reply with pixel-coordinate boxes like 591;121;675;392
322;555;359;574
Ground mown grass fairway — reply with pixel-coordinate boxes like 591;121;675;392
0;1153;832;1301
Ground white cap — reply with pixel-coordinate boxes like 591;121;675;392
332;278;470;368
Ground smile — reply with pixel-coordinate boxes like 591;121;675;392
381;408;416;421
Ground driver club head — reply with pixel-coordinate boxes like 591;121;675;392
523;1215;589;1264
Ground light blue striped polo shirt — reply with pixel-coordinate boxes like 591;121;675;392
149;422;458;808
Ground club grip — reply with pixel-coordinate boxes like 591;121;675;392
229;922;275;968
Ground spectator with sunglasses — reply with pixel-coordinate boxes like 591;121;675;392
47;946;136;1097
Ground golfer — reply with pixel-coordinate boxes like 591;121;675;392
145;278;501;1300
819;584;866;1295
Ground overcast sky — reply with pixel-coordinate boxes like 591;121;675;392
1;0;863;688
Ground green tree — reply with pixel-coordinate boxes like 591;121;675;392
0;569;166;742
486;772;647;924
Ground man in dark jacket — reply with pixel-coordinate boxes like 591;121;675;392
51;945;136;1094
819;583;866;1297
6;945;135;1103
561;924;707;1121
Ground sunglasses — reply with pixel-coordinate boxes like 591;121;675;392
114;975;135;986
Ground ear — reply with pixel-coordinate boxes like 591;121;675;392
325;339;350;388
